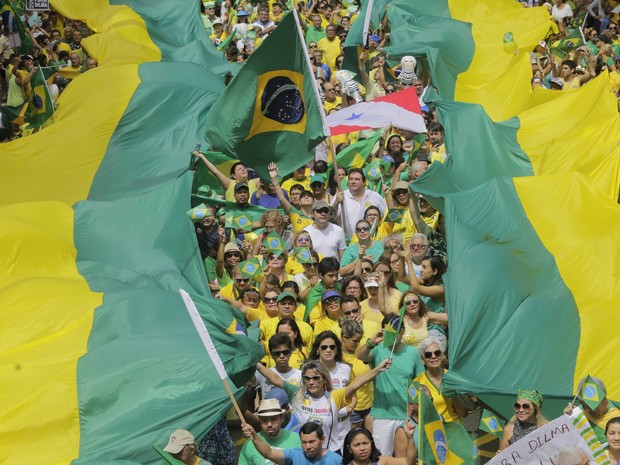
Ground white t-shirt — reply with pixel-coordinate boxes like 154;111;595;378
552;3;573;22
303;223;346;259
331;189;387;238
256;367;301;397
329;363;352;449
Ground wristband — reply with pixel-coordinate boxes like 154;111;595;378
366;339;377;349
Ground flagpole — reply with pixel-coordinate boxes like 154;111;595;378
362;0;375;47
39;65;56;123
179;289;247;425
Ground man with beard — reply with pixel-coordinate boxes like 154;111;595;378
239;398;301;465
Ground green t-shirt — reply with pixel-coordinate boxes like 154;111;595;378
369;344;424;420
340;241;385;267
203;256;217;282
305;26;326;45
238;429;301;465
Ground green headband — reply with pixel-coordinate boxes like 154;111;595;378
516;389;543;408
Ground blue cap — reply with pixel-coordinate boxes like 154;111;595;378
237;9;249;16
265;387;290;407
321;290;341;301
369;34;380;43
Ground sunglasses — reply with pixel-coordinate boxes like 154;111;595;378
225;252;241;258
386;88;396;93
405;299;420;305
342;307;360;316
303;375;322;382
394;189;408;196
514;402;533;412
324;297;340;305
356;226;370;233
272;349;292;357
235;278;249;283
320;344;336;351
424;349;442;359
410;244;427;249
264;297;277;303
315;208;329;214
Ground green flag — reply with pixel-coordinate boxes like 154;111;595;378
152;445;188;465
419;391;477;465
25;67;54;129
186;203;211;221
550;28;584;59
383;305;405;347
0;0;33;53
578;375;606;411
239;258;262;278
385;208;405;224
295;247;313;264
216;31;235;52
329;131;382;171
408;380;421;404
411;133;428;156
225;211;254;231
263;231;286;255
192;150;239;196
205;11;328;180
196;197;269;228
479;409;504;437
364;159;382;182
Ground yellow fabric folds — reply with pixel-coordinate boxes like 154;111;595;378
514;173;620;402
449;1;553;121
0;1;159;463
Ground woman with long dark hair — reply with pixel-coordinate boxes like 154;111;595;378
342;426;416;465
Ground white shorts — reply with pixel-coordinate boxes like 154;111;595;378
372;418;402;456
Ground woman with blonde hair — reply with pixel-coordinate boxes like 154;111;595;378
499;389;548;450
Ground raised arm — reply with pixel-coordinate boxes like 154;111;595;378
242;423;286;465
344;358;391;398
356;330;383;362
408;195;431;236
268;162;293;214
193;150;233;190
255;362;285;388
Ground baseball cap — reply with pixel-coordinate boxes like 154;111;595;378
391;181;410;191
369;34;380;43
237;9;249;16
321;290;341;301
163;429;195;454
234;181;249;192
310;174;325;185
277;291;297;303
213;18;223;25
312;200;329;211
550;77;564;89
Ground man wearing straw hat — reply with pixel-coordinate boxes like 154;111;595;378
239;398;301;465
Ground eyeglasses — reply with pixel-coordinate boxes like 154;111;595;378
235;278;249;283
405;299;419;305
410;244;427;249
390;259;400;264
361;267;372;273
309;44;317;48
272;349;292;357
315;208;329;214
342;307;360;316
303;375;322;382
226;252;241;258
424;349;442;359
356;226;370;232
324;297;340;305
378;270;391;275
513;402;533;412
264;297;277;303
320;344;336;351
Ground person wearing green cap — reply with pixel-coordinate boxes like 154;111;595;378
499;389;549;450
260;292;314;362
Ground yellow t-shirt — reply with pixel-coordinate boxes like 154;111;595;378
323;96;342;114
360;299;384;325
415;370;462;423
260;317;314;350
246;306;270;323
313;315;339;337
281;176;311;194
562;76;581;91
330;319;380;350
343;353;374;410
288;208;313;234
224;178;260;202
401;316;429;347
317;36;341;70
264;347;307;369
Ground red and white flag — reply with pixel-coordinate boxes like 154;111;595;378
326;86;426;136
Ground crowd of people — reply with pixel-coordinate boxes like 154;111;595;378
3;0;619;464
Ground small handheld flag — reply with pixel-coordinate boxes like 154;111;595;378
479;409;505;437
295;247;313;264
411;133;428;156
578;375;605;411
239;258;262;278
364;160;382;181
408;380;420;404
187;203;211;221
263;231;286;255
385;208;405;224
225;212;253;230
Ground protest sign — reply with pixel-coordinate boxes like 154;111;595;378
26;0;49;10
488;409;609;465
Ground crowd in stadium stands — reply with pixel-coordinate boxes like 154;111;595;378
3;0;620;464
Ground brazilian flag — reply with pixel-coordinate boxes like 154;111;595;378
578;375;605;411
329;131;382;171
239;258;262;278
205;11;327;180
383;304;405;347
550;28;584;60
192;150;239;197
385;208;405;224
226;212;253;230
479;409;504;437
25;68;55;129
263;231;286;255
295;247;313;264
419;391;476;465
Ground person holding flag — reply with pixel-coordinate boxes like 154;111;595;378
340;219;385;276
357;312;425;456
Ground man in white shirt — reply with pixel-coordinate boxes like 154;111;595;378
303;200;346;259
252;7;276;38
331;168;387;239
